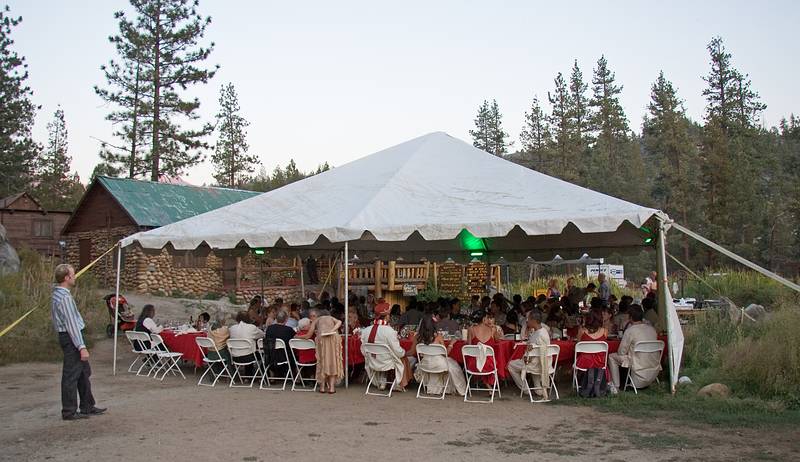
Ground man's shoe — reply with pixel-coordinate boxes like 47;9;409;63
609;384;619;395
82;407;107;416
62;413;89;421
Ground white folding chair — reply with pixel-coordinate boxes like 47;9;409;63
572;341;608;393
125;331;157;376
503;334;518;340
415;344;450;400
227;338;263;388
195;337;232;387
462;344;501;403
520;344;560;403
260;338;294;391
149;333;186;381
624;340;665;394
288;338;317;392
362;342;403;397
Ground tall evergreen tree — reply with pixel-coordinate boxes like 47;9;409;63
547;72;579;181
519;95;552;172
211;83;257;187
470;99;509;155
0;6;39;197
101;0;218;181
643;72;699;262
699;37;766;264
33;107;83;209
568;60;592;178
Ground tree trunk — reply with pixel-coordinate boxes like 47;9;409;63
129;59;141;179
150;0;162;182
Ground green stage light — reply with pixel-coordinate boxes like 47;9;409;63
470;251;484;257
639;226;655;245
253;248;266;256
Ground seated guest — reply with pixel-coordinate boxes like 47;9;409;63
608;305;659;394
614;296;633;333
135;304;163;334
264;310;296;369
546;278;561;299
601;305;616;335
398;299;423;329
229;311;265;375
448;298;463;322
467;295;481;314
296;317;311;336
286;303;300;329
389;304;402;326
411;314;466;396
195;312;211;331
360;301;410;390
508;311;552;399
435;308;460;335
206;321;231;372
346;306;362;334
247;296;265;327
467;310;503;344
133;304;162;351
642;295;659;328
575;311;608;379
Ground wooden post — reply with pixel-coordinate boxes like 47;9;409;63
387;260;396;291
374;259;383;298
432;262;438;290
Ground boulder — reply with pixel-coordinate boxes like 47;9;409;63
743;304;767;322
697;383;731;399
0;224;20;275
678;376;692;385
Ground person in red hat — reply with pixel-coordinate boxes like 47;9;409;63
360;299;409;391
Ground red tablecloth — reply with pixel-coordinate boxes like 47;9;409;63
160;330;206;367
508;336;668;364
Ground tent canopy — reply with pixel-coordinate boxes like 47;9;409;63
121;132;666;261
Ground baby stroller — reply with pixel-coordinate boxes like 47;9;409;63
104;293;136;338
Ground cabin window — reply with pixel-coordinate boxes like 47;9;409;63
173;253;207;268
32;220;53;238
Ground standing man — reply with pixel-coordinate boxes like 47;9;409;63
51;264;105;420
597;273;611;303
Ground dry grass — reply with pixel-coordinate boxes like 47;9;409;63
0;248;105;365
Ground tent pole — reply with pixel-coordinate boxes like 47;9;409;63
344;242;349;389
656;220;674;393
112;243;122;376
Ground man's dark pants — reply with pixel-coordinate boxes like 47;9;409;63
58;332;95;418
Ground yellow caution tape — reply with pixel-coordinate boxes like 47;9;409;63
0;243;119;338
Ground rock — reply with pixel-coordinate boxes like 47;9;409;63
697;383;730;399
743;304;767;322
678;376;692;385
0;224;20;275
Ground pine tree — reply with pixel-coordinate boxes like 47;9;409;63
470;100;492;153
699;37;766;264
519;95;552;172
547;72;578;181
33;107;82;209
643;72;699;262
211;83;257;188
101;0;218;181
470;99;509;156
0;6;40;197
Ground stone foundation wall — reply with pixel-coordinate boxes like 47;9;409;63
64;225;138;288
236;284;303;305
127;247;224;298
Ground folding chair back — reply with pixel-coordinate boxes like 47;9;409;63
461;344;500;403
260;338;294;391
149;333;186;381
625;340;665;393
195;336;231;387
362;342;401;397
415;343;449;400
125;331;155;375
572;340;608;393
288;338;317;392
226;338;262;388
521;344;560;402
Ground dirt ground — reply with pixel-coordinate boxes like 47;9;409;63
1;338;796;462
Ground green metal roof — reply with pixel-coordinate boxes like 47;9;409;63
97;176;260;228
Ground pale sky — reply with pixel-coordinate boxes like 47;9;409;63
6;0;800;186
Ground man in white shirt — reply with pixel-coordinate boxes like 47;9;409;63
608;305;660;394
507;311;551;399
228;311;265;376
360;301;408;390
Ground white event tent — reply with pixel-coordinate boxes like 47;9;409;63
116;132;682;390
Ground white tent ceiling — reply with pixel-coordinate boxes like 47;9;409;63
121;132;666;261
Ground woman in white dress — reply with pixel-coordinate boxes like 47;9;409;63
409;315;466;396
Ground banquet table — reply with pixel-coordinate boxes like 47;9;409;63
160;330;206;368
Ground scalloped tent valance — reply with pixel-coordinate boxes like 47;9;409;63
121;132;666;260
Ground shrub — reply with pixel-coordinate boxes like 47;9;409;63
0;248;104;365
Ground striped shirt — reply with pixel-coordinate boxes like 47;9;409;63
51;286;86;350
